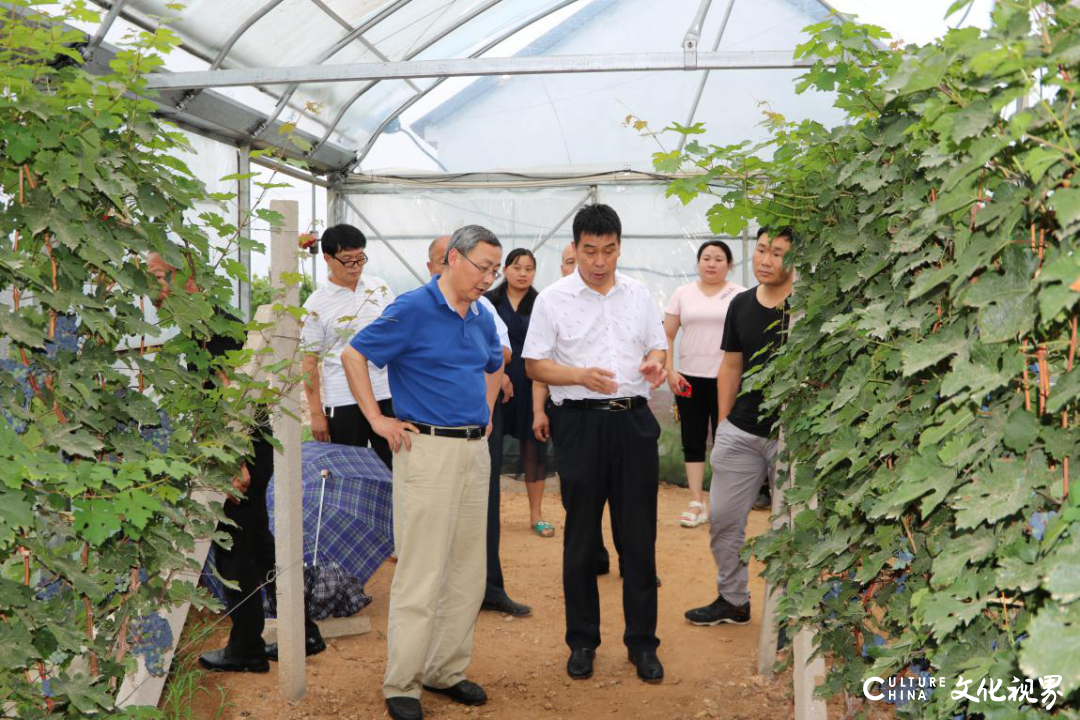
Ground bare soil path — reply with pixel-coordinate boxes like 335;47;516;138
184;484;795;720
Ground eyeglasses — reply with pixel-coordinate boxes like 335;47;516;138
460;253;501;281
332;253;367;268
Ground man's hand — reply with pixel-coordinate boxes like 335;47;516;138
486;421;494;438
228;464;252;504
310;413;330;443
501;374;514;403
372;416;420;453
579;367;618;394
640;360;667;390
533;409;550;441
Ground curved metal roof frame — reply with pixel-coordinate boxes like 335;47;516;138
348;0;583;171
86;0;846;175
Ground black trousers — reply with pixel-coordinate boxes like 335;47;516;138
216;439;318;657
674;374;719;463
326;399;395;469
485;397;507;600
552;403;661;652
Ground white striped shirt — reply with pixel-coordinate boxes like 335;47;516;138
302;275;395;406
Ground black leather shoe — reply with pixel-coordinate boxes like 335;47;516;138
386;696;423;720
198;647;269;673
628;648;664;683
481;596;532;617
566;648;595;679
422;679;487;706
265;634;327;661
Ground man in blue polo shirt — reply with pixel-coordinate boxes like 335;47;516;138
341;225;504;720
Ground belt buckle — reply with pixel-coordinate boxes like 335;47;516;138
609;398;631;412
467;426;482;440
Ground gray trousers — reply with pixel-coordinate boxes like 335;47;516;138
708;419;778;607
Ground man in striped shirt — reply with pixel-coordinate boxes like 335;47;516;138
301;224;396;467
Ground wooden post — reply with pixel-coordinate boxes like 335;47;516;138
269;199;306;701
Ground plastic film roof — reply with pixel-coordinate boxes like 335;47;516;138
94;0;843;175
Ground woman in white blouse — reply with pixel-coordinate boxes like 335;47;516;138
663;240;745;528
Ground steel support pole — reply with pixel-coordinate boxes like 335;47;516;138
237;146;253;321
532;187;595;253
683;0;714;67
677;0;737;153
145;51;814;90
269;199;306;702
341;196;426;284
84;0;128;61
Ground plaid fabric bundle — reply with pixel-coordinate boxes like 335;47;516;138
201;442;393;619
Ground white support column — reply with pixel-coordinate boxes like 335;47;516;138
269;199;306;701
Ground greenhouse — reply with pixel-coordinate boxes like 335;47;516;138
1;0;1077;718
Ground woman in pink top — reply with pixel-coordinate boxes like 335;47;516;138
664;240;745;527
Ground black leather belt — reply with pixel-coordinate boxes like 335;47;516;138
560;397;647;412
411;422;485;440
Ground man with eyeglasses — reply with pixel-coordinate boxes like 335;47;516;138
343;226;505;720
302;224;396;467
428;236;531;618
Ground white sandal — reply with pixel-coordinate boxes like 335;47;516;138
680;501;707;528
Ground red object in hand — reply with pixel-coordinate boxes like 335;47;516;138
676;379;692;398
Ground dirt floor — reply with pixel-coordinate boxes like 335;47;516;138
183;483;798;720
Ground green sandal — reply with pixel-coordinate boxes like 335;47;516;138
532;520;555;538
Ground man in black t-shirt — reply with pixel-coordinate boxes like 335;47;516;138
684;228;793;627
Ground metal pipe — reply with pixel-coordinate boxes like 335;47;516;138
210;0;288;70
532;187;595;253
145;50;814;90
254;0;414;137
84;0;128;61
307;0;422;93
341;196;426;284
310;0;511;154
676;0;737;153
683;0;714;67
349;0;591;169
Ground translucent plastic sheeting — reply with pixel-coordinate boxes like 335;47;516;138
114;0;841;173
337;182;750;310
364;0;844;172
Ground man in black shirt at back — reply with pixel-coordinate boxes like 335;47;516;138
684;228;793;627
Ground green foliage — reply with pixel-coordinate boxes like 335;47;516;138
656;1;1079;715
251;270;314;310
0;3;302;716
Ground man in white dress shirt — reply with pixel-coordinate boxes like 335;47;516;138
428;236;531;618
523;204;667;684
302;224;396;467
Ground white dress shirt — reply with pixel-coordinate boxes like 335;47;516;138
302;275;395;405
478;294;511;350
523;271;667;403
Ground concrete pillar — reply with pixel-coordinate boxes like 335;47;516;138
269;199;305;701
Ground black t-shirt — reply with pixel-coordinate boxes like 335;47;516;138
720;287;789;438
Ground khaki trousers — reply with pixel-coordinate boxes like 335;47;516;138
383;432;490;699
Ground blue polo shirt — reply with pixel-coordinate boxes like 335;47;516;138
349;276;503;427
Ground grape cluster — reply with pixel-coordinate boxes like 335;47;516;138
128;612;174;677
